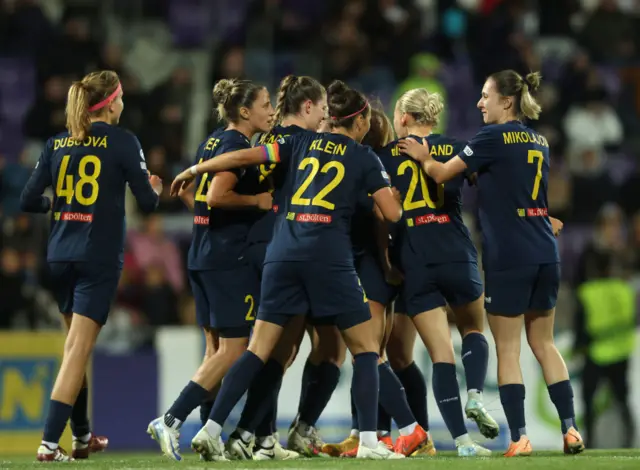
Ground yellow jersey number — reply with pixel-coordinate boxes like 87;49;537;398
527;150;544;200
291;157;345;210
56;154;101;205
194;158;211;209
397;160;444;210
244;294;256;321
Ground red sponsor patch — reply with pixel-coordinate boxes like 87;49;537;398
60;212;93;223
273;204;279;213
415;214;450;225
194;215;210;225
526;208;548;217
295;213;332;224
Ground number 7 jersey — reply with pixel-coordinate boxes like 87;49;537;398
459;121;559;271
378;134;477;270
262;131;391;266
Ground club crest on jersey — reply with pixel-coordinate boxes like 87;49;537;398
276;137;286;144
139;149;145;161
381;170;390;182
463;146;473;156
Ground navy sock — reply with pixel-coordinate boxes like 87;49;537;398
270;377;283;434
352;352;379;432
547;380;577;433
461;333;489;393
298;361;340;426
164;380;210;428
432;362;467;439
378;362;415;429
70;387;90;437
499;384;527;442
394;362;429;431
209;351;265;425
200;399;214;428
43;400;73;444
350;389;359;430
377;403;391;434
297;360;319;413
236;359;283;434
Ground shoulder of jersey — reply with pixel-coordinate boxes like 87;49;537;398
221;129;251;145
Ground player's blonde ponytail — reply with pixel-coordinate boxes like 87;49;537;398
66;82;91;142
396;88;444;127
520;72;542;121
212;78;265;124
65;70;121;142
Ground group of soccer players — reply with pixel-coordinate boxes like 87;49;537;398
20;66;586;462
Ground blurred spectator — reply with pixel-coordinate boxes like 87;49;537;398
0;247;28;329
145;146;184;213
580;0;634;64
24;75;68;141
139;264;180;326
0;150;31;217
569;148;617;223
127;214;184;294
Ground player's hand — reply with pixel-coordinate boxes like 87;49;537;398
391;186;402;204
384;265;404;286
149;174;163;195
256;192;273;211
170;169;196;197
550;216;563;237
398;137;431;163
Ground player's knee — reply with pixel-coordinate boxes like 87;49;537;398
495;337;521;361
527;336;556;361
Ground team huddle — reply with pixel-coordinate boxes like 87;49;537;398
20;68;585;463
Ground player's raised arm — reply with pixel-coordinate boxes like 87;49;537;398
398;137;467;184
20;141;53;213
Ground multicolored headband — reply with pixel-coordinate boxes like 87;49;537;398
331;101;369;121
88;83;122;112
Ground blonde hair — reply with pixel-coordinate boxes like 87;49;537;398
489;70;542;120
396;88;444;127
65;70;120;142
212;78;264;123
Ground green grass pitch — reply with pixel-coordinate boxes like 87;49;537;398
2;451;640;469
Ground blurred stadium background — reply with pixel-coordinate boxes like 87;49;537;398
1;0;639;456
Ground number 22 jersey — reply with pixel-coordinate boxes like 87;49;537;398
260;131;391;266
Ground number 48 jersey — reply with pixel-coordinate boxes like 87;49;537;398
378;134;477;270
262;131;391;266
20;122;159;268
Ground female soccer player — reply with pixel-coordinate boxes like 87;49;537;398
147;78;274;461
20;70;162;462
171;80;404;460
377;88;495;457
226;75;327;461
327;106;428;458
400;71;584;457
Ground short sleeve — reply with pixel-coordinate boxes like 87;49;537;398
120;131;159;213
219;134;252;180
459;127;498;173
260;134;295;166
362;148;391;195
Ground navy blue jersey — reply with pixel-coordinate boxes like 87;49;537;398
247;124;307;245
260;132;391;265
459;121;559;270
187;129;261;270
350;191;377;258
378;134;477;269
20;122;158;268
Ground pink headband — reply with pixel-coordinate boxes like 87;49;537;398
88;83;122;112
331;101;369;121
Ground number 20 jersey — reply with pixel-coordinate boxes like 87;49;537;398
378;134;477;270
262;131;391;266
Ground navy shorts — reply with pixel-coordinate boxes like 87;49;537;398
484;263;560;316
402;261;484;317
354;252;397;305
259;261;371;331
48;262;121;326
393;292;407;314
245;242;267;279
188;266;259;338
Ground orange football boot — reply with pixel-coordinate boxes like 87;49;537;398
393;425;428;456
563;427;585;455
504;436;532;457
